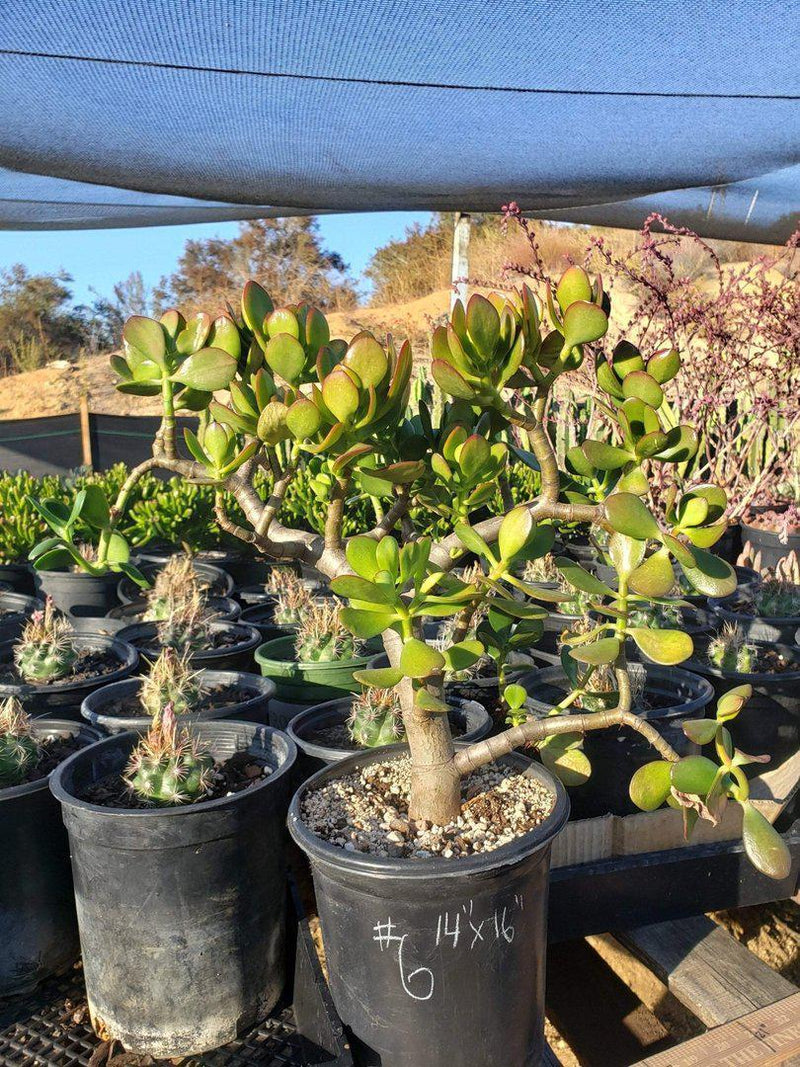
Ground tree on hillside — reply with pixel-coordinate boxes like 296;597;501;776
0;264;86;374
154;218;358;314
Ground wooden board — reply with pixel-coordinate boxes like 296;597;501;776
617;915;796;1028
632;991;800;1065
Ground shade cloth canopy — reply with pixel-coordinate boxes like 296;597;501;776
1;1;798;239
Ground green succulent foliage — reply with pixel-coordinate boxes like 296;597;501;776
421;426;508;521
629;684;791;881
27;484;145;586
183;418;259;480
0;698;41;787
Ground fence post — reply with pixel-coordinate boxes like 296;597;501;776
450;212;471;313
79;394;94;470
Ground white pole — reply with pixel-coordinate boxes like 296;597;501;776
450;212;471;312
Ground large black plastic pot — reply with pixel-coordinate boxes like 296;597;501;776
287;695;492;778
0;635;139;720
740;519;800;571
517;663;713;819
289;745;569;1067
255;635;381;729
81;670;276;734
118;559;234;604
50;721;297;1058
134;546;296;589
33;569;120;618
0;718;101;995
683;639;800;772
107;594;241;624
0;560;35;594
0;591;42;643
116;620;261;671
708;592;800;645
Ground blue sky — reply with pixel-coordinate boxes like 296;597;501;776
0;211;433;308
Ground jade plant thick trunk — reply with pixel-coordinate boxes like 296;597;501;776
29;269;791;880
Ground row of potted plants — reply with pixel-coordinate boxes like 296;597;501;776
1;270;795;1066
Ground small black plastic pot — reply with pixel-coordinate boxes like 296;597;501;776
0;591;42;644
0;718;101;996
135;546;299;589
287;695;492;778
235;573;330;608
708;592;800;645
288;745;569;1067
33;569;120;618
50;720;297;1058
107;594;241;624
0;560;35;594
741;518;800;572
116;620;262;671
683;639;800;772
516;663;713;819
81;670;276;734
240;600;297;641
0;635;139;720
117;559;234;604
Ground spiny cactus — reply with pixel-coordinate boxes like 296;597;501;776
264;566;302;596
14;598;78;682
272;571;314;627
521;554;560;583
750;579;800;618
708;624;757;673
139;647;202;719
629;601;683;629
0;697;41;786
294;601;357;662
348;688;405;748
156;588;211;652
143;555;208;622
123;704;214;805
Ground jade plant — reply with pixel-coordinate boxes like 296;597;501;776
124;703;213;805
31;271;791;879
14;599;78;682
348;687;405;748
0;697;40;786
139;648;202;719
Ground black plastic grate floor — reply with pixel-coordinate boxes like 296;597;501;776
0;968;311;1066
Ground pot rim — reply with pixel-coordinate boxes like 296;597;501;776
0;634;139;696
708;598;800;626
0;718;102;801
50;719;297;818
0;591;42;618
254;634;378;670
683;639;800;683
288;743;569;879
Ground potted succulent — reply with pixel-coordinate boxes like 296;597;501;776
240;566;326;639
255;598;381;727
0;470;50;593
0;599;138;719
39;275;791;1066
709;577;800;644
0;695;100;995
117;553;234;605
81;646;275;734
109;552;239;625
287;686;491;777
50;704;297;1057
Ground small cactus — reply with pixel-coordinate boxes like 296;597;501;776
295;601;357;662
0;697;41;786
629;601;683;628
522;554;559;583
264;566;302;596
14;598;78;683
143;555;208;622
750;579;800;618
140;647;202;719
272;572;314;627
156;588;211;652
348;688;405;748
123;704;214;805
708;624;757;673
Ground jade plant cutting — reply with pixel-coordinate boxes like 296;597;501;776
31;271;791;879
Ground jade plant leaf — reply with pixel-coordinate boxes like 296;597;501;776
629;549;675;597
339;607;394;640
399;639;445;678
346;536;379;580
344;333;388;388
123;316;168;369
443;640;484;673
670;755;718;796
682;719;719;745
498;507;533;563
582;440;632;471
679;549;737;598
605;493;660;540
561;301;608;348
265;334;306;384
171;348;237;392
330;575;398;606
741;802;792;880
555;266;593;312
621;370;664;409
629;760;672;811
555;556;615;596
286;398;323;440
646;348;681;384
569;638;621;665
353;667;403;688
431;360;476;400
628;627;693;665
716;684;753;722
541;742;592;787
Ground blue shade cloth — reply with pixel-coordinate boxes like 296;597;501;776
0;0;798;238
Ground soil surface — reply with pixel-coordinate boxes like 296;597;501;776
101;682;261;719
300;755;555;859
0;648;124;687
131;626;248;655
80;750;272;808
7;734;86;787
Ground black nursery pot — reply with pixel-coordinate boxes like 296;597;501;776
107;594;241;623
288;745;569;1067
517;664;713;820
287;695;492;778
740;519;800;572
0;591;42;644
0;718;101;995
683;640;800;772
81;671;276;734
0;635;139;720
134;546;297;589
708;593;800;645
50;721;297;1058
0;560;35;595
116;620;261;671
33;569;120;618
118;559;234;604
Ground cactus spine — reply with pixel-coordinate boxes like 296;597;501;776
156;587;211;652
708;624;756;673
143;555;208;622
124;704;214;805
140;647;201;719
348;688;405;748
0;697;40;786
14;598;78;682
294;601;357;662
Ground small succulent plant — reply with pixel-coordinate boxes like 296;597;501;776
14;598;78;682
143;555;208;622
123;704;214;805
708;624;757;673
348;688;405;748
294;601;358;662
272;571;314;627
140;648;202;720
0;696;41;786
750;579;800;618
521;554;560;584
629;601;684;629
156;588;211;652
